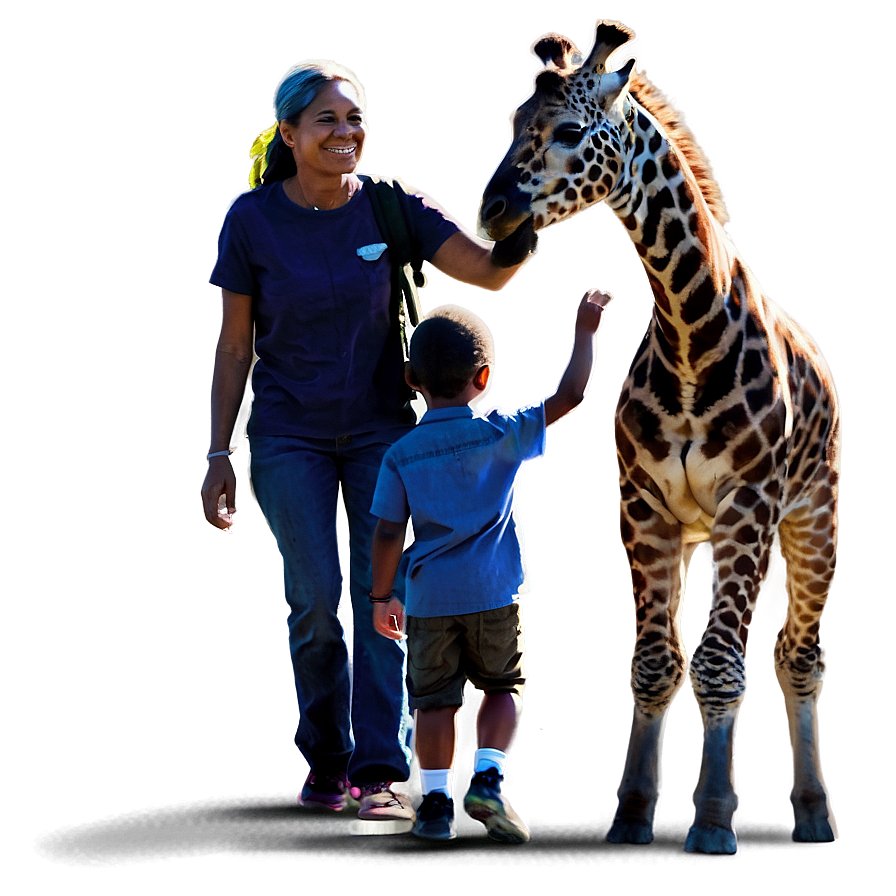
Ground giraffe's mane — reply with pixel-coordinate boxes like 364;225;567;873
627;69;729;226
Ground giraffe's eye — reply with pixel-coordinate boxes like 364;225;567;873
554;124;587;147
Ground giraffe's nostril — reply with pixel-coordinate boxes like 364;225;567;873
483;197;508;222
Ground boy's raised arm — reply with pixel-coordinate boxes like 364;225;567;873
544;289;611;426
371;517;409;640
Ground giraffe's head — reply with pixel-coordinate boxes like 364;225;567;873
479;20;637;241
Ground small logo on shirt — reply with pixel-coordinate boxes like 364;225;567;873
357;243;388;261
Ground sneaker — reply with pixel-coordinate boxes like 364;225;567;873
356;783;416;821
412;791;456;840
463;768;530;843
298;772;351;811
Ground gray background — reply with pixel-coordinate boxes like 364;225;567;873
5;0;888;891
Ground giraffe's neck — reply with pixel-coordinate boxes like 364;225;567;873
606;104;741;388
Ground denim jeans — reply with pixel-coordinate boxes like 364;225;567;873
249;430;413;784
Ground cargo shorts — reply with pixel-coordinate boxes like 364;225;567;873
405;602;526;711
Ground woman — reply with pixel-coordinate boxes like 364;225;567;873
200;60;535;821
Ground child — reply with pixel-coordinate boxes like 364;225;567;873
369;290;609;842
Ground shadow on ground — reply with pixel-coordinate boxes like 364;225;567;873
19;794;837;894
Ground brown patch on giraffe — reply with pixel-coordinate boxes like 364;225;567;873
741;452;773;483
676;182;693;213
640;186;675;249
702;402;750;463
732;431;763;469
626;499;654;524
719;611;739;630
753;502;771;526
663;217;686;253
716;502;743;527
648;253;671;273
662;153;680;180
689;310;728;365
681;276;716;325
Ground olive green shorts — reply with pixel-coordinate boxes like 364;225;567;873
405;602;526;711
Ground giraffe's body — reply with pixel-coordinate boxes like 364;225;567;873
479;21;839;854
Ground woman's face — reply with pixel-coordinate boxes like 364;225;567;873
280;80;366;177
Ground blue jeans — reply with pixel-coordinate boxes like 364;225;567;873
249;430;413;784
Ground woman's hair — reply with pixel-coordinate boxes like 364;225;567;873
408;306;495;399
261;60;366;185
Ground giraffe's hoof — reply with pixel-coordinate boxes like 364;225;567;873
792;792;836;842
684;824;737;854
793;819;835;842
607;792;657;843
607;821;653;844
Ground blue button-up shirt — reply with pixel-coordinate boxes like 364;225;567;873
371;404;546;617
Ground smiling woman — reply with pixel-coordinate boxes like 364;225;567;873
199;58;540;831
279;82;366;203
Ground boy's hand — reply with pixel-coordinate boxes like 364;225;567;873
576;288;612;333
373;597;406;640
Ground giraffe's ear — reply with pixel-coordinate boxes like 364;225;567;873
598;58;636;111
532;33;583;72
582;19;635;74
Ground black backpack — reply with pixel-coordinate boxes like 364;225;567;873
362;175;434;418
362;175;426;351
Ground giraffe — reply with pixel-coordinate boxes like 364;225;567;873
478;20;839;854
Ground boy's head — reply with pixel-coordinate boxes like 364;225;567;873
407;305;494;399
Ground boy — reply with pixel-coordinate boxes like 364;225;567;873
369;290;609;842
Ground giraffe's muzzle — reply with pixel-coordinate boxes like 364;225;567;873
478;164;533;241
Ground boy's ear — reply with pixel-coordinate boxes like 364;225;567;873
404;361;420;391
474;365;490;391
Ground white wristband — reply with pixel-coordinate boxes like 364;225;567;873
207;449;234;460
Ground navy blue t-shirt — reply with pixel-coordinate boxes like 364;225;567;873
210;178;459;438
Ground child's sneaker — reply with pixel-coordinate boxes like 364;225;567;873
411;791;456;840
298;772;351;811
463;768;530;843
356;783;416;821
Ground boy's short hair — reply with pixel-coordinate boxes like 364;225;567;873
408;305;494;399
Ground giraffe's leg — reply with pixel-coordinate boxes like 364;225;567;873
607;493;689;845
776;499;837;843
685;486;774;854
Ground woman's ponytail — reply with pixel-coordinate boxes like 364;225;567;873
249;126;297;188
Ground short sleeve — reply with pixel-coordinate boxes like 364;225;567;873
515;403;547;461
371;451;411;523
399;185;461;261
210;203;256;295
489;403;546;463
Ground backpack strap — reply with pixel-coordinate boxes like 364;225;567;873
361;175;425;329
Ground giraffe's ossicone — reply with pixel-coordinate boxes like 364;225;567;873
479;19;839;854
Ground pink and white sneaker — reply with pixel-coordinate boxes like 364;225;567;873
298;772;351;811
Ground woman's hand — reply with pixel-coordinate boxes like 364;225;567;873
373;597;406;640
201;455;237;529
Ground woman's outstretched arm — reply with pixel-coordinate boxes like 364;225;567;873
430;218;537;291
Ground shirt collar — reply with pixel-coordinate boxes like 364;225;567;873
419;406;476;425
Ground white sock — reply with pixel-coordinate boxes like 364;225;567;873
474;748;507;776
420;768;452;797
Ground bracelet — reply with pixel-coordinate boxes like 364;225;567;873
369;592;394;603
207;449;235;460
